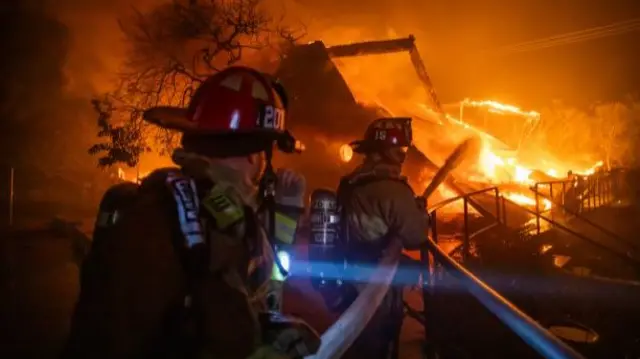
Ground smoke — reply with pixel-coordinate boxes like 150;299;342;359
35;0;640;115
0;1;162;210
49;0;449;100
51;0;361;96
0;2;68;166
47;0;158;96
34;0;640;168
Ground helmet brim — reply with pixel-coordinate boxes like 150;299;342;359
350;140;410;154
143;105;283;138
142;106;197;132
349;140;370;154
144;105;304;155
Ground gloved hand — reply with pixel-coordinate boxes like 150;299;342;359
275;168;306;209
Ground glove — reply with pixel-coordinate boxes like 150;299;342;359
274;169;306;208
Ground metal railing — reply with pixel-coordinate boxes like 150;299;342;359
500;196;640;269
313;183;584;358
416;187;585;359
428;186;502;261
526;169;640;268
419;233;584;359
406;169;636;359
316;170;628;359
532;170;623;235
530;191;638;255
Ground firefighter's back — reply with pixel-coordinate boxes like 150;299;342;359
63;168;189;359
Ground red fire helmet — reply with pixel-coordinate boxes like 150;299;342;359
350;117;413;154
143;66;289;138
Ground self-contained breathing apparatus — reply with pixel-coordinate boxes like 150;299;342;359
308;188;347;311
92;181;141;247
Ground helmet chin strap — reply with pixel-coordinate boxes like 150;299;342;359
258;145;289;278
257;131;304;281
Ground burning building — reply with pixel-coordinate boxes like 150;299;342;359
116;34;604;229
271;36;599;214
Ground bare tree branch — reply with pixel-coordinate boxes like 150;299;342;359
89;0;303;168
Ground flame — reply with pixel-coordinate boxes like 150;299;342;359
326;96;606;215
477;145;505;179
116;168;149;184
575;161;604;176
295;34;606;222
433;184;479;214
311;38;609;225
475;141;534;186
431;100;601;212
461;99;541;121
503;192;552;211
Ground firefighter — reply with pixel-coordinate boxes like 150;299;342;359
337;117;429;359
561;170;579;214
61;67;317;359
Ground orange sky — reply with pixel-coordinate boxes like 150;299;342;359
53;0;640;107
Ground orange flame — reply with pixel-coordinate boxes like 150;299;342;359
503;192;552;211
461;99;541;121
116;168;149;184
575;161;604;176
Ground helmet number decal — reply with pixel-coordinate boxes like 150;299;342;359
259;105;285;130
374;130;387;140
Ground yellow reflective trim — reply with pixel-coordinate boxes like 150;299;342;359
271;250;290;282
274;212;297;244
202;185;245;229
271;264;286;281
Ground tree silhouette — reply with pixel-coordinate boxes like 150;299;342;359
88;0;304;168
88;98;149;168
